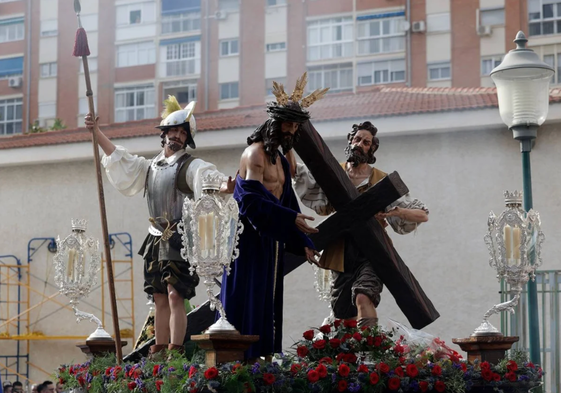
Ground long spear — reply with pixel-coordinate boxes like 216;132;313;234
72;0;123;362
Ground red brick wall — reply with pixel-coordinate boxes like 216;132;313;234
505;0;527;52
27;0;40;130
410;0;427;87
205;1;220;111
114;64;156;84
97;0;116;124
287;0;307;88
307;0;352;16
240;0;265;106
356;0;405;11
450;0;480;87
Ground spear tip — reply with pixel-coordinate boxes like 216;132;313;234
74;0;81;14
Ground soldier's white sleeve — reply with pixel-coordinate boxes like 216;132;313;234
292;162;334;216
100;145;150;197
185;158;225;200
385;194;429;235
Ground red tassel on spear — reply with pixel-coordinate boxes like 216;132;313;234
73;0;123;363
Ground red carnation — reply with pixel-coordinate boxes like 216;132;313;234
341;333;352;343
388;377;401;390
370;372;380;385
316;364;328;378
297;345;309;358
188;365;197;378
420;381;429;392
336;353;346;362
127;382;136;391
507;360;518;372
493;373;501;382
133;369;142;379
204;367;218;380
373;336;382;347
113;366;122;376
319;325;331;334
153;365;160;377
338;364;350;377
307;370;319;383
352;332;362;341
77;376;85;387
435;381;446;392
378;363;390;374
482;369;493;381
155;380;163;392
394;366;404;377
303;330;315;340
366;336;374;346
330;338;341;348
338;380;348;392
319;357;333;364
393;344;405;354
312;339;326;350
480;361;491;370
406;364;419;378
263;373;275;385
334;319;342;329
505;372;517;382
461;363;467;372
357;364;369;373
290;364;302;374
343;319;357;328
105;367;112;376
527;362;535;369
232;363;242;373
431;364;442;376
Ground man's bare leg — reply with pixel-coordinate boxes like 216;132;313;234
355;293;378;327
167;283;186;349
153;293;171;345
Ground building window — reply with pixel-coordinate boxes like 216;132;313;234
219;0;239;11
40;62;58;78
164;41;199;76
480;8;505;26
426;12;450;33
308;63;353;92
162;12;201;34
542;54;561;84
267;0;286;6
357;16;405;55
0;98;23;136
116;3;156;26
307;17;353;61
266;42;286;52
265;77;286;96
220;39;239;56
0;18;25;43
116;41;156;67
428;62;451;81
0;56;24;79
38;102;56;119
220;82;239;100
79;57;98;73
528;0;561;36
40;19;58;36
481;56;502;76
115;85;156;123
357;59;405;86
163;80;198;104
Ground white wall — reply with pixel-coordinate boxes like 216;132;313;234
2;112;561;381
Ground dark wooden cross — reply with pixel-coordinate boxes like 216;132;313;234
288;121;440;329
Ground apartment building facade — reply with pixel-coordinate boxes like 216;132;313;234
0;0;547;135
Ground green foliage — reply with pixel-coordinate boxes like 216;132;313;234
28;118;67;134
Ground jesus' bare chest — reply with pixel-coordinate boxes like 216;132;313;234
263;159;285;199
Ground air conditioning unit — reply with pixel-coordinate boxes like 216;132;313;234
215;10;227;20
411;20;426;33
8;76;22;88
477;25;492;36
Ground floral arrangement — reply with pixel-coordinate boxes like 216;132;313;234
56;320;542;393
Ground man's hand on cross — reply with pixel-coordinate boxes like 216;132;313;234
305;247;321;266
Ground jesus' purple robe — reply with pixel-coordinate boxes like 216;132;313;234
219;154;314;359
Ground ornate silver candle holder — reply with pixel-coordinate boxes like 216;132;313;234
473;191;545;336
180;174;243;333
313;265;335;327
54;219;112;341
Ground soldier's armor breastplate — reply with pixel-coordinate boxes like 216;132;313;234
146;160;190;224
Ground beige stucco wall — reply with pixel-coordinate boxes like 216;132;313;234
1;116;561;384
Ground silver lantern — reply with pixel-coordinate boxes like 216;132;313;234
53;219;112;340
473;191;545;336
313;265;335;327
180;174;243;333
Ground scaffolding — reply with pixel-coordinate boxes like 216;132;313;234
0;233;135;383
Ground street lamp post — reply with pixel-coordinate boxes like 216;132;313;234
490;31;554;366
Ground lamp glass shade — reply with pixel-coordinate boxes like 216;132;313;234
491;67;553;128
